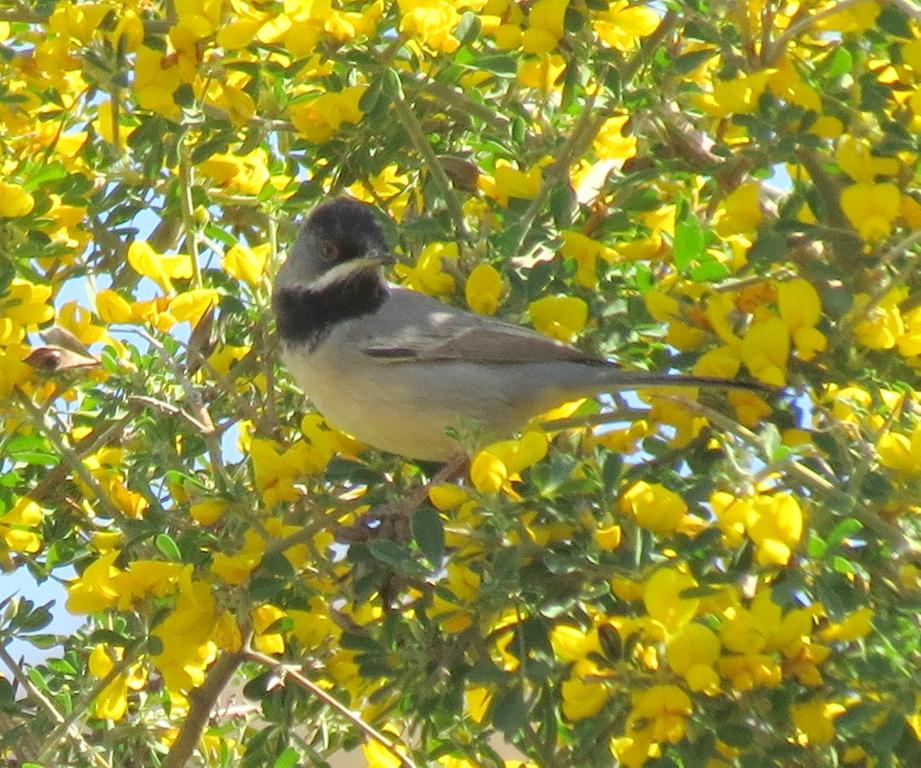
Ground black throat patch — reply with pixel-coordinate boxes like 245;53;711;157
273;273;388;348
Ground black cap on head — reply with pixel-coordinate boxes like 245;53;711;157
302;197;388;262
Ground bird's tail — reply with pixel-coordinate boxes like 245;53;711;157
586;367;776;395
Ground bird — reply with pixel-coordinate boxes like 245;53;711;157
272;197;769;463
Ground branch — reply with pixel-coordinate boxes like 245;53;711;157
244;648;420;768
765;0;879;65
14;389;123;520
391;82;470;242
672;396;921;561
0;643;112;768
161;650;244;768
38;647;141;764
510;84;609;257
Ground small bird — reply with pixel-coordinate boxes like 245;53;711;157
273;197;767;462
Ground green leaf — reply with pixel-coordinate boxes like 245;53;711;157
382;68;404;100
412;506;445;566
455;11;481;45
468;54;517;76
826;518;863;550
689;257;730;283
368;539;428;577
24;161;67;190
825;47;853;78
672;48;719;75
154;533;181;561
672;216;705;272
491;686;528;735
5;434;58;467
273;748;300;768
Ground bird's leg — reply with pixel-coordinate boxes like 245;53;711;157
337;453;469;543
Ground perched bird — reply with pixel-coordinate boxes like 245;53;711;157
273;197;767;462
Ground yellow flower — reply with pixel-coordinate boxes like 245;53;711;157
666;623;721;694
840;182;901;242
627;685;693;744
398;0;460;53
644;567;699;631
744;493;803;566
517;54;566;92
768;57;821;112
777;278;826;361
151;571;220;692
528;294;588;342
620;481;688;536
168;289;218;325
814;0;879;33
819;607;874;642
395;241;458;296
96;290;134;324
88;644;146;721
550;624;602;662
739;316;789;386
790;698;846;745
252;604;287;655
0;497;44;554
465;685;492;723
199;148;271;196
522;0;568;54
561;663;611;720
696;70;774;117
836;136;899;182
127;241;193;294
593;1;660;51
0;280;55;344
470;431;548;494
717;653;781;691
559;230;616;288
481;161;543;206
289;86;365;143
465;263;505;315
0;182;35;217
212;529;266;585
189;498;227;525
134;46;183;119
594;524;622;550
593;114;637;161
289;597;341;649
714;182;762;237
67;551;122;614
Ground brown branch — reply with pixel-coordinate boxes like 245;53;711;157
161;651;244;768
244;648;420;768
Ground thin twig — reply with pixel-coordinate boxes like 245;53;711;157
14;389;123;520
178;143;202;288
137;329;229;492
0;643;112;768
765;0;874;64
671;396;921;560
510;82;609;257
38;646;141;764
401;72;511;130
162;651;244;768
244;648;420;768
391;85;470;242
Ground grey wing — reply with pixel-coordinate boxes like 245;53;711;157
356;287;601;365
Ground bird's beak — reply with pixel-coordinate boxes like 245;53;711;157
363;249;395;268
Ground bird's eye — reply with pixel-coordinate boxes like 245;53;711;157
320;241;338;262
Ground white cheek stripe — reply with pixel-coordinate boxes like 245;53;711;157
307;259;379;291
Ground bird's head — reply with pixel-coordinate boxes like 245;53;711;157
275;197;393;292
